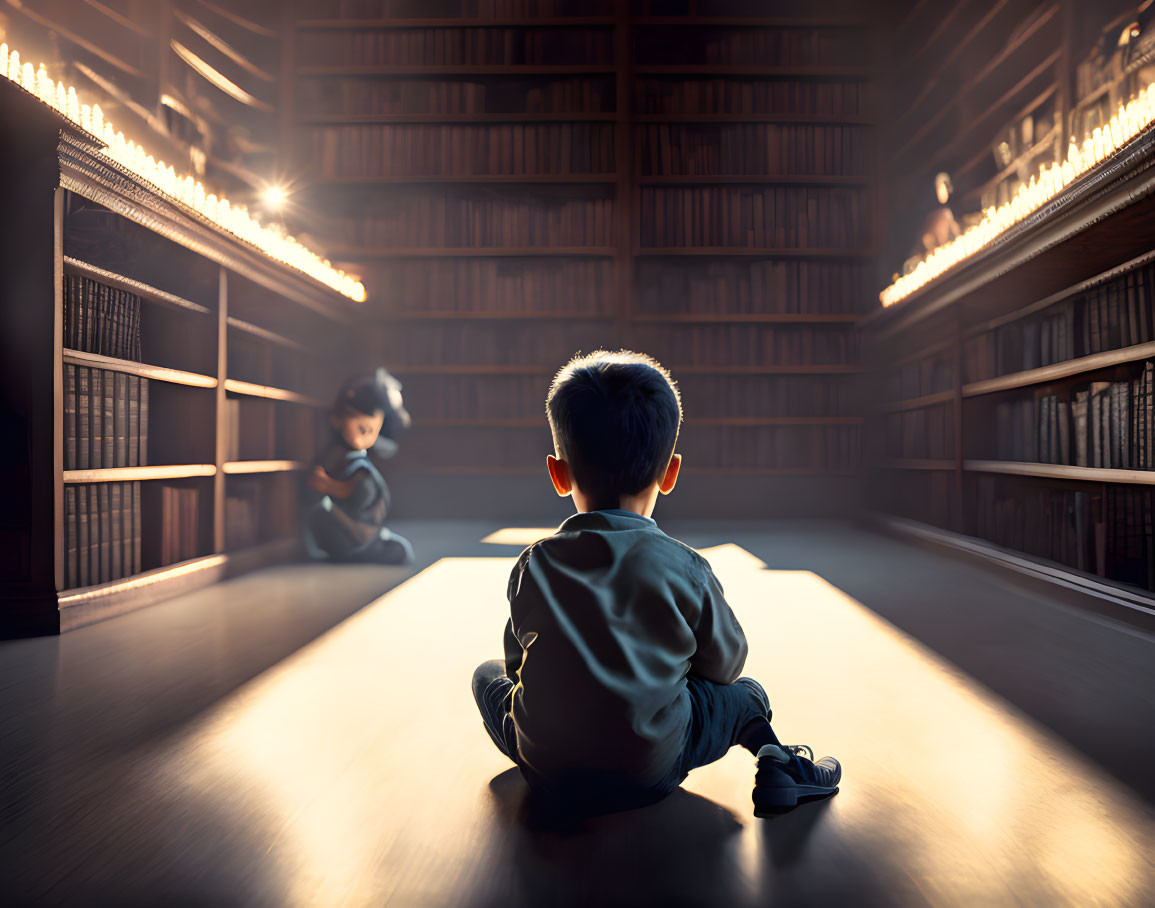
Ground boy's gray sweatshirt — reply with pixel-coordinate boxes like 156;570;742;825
503;508;748;788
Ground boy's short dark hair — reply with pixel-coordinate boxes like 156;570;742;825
546;350;682;506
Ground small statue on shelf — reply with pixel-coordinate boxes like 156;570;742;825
304;368;414;566
901;172;961;276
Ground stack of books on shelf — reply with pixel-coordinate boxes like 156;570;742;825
633;79;865;116
143;485;202;567
63;483;141;588
971;477;1153;588
63;274;142;360
635;260;868;315
299;26;614;67
62;367;149;470
382;321;610;367
991;362;1155;468
634;26;863;67
677;374;860;418
637;186;868;247
637;124;872;176
339;190;615;246
888;352;953;401
885;403;954;459
308;123;615;178
680;424;861;471
297;76;615;117
382;259;613;314
639;324;859;366
965;267;1154;382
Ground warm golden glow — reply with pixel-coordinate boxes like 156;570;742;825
480;527;559;545
144;546;1154;905
880;85;1155;308
0;41;366;303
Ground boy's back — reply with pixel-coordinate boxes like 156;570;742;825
506;509;747;790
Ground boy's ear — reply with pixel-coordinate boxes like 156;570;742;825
658;453;682;495
546;454;573;497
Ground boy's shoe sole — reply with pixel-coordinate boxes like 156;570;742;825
753;745;840;816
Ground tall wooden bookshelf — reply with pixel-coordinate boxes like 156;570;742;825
0;75;365;636
286;0;878;518
868;0;1155;617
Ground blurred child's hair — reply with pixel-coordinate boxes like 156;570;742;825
336;369;410;438
546;350;682;507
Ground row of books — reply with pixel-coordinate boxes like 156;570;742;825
63;482;142;589
638;324;859;367
225;475;299;551
990;366;1155;469
339;195;616;246
401;372;862;421
677;425;861;471
308;123;615;178
397;424;861;471
376;258;612;313
63;275;143;361
636;123;872;177
886;353;954;402
964;267;1155;382
149;485;203;568
63;366;149;471
637;186;868;248
633;78;866;116
300;27;614;67
382;322;858;367
634;27;867;68
884;403;954;460
296;76;615;117
304;0;612;18
634;260;869;315
970;477;1152;589
221;399;320;464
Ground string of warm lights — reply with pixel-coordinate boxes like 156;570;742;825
0;42;366;303
881;83;1155;308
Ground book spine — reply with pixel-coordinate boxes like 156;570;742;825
64;364;76;471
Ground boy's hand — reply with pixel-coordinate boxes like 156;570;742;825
309;466;333;494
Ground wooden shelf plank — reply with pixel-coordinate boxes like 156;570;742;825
311;173;618;185
881;390;955;413
62;350;217;388
671;364;862;375
298;65;617;76
222;460;308;474
384;310;614;320
633;65;870;77
637;174;870;185
226;316;308;352
298;112;618;124
632;312;859;323
58;553;227;605
630;16;868;27
223;379;327;407
962;341;1155;397
64;258;213;316
297;17;617;28
388;365;549;375
632;113;874;124
877;459;957;471
965;460;1155;485
417;416;864;428
635;247;876;258
64;464;217;483
330;246;618;258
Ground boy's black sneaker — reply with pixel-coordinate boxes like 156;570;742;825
753;744;840;816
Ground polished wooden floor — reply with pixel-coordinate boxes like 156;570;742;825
1;521;1152;907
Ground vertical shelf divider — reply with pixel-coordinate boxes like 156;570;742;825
214;267;228;552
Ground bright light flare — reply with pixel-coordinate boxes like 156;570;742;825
881;84;1155;309
261;185;289;211
0;41;366;303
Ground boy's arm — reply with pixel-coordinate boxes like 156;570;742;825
503;618;523;686
689;561;749;684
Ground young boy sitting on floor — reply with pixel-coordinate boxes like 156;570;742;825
472;349;840;815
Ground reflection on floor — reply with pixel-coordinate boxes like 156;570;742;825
0;521;1152;906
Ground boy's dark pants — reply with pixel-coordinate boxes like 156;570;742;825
472;660;772;807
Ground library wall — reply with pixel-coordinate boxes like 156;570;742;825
291;4;878;517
